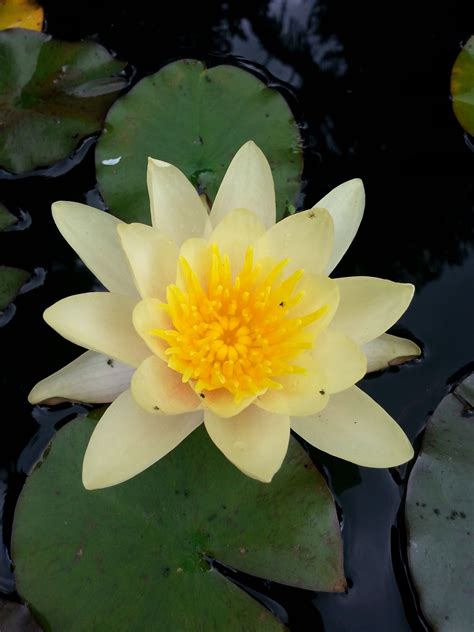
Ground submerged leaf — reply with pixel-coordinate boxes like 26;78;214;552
96;59;302;223
0;29;127;173
13;416;344;630
406;372;474;631
0;202;16;231
0;265;29;310
451;36;474;135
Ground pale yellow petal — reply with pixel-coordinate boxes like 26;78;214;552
203;389;257;418
364;334;422;373
210;141;276;229
44;293;149;368
82;389;203;489
52;201;138;297
330;277;415;345
309;329;367;393
287;273;340;335
291;386;414;467
131;355;201;414
28;351;133;405
256;330;365;415
314;179;365;275
204;406;290;482
176;238;211;291
256;380;329;417
147;158;211;244
254;207;334;276
117;223;179;299
210;208;266;272
132;298;172;359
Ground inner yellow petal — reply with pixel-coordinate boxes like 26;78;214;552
150;244;329;401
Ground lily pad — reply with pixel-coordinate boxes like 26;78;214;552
0;202;16;230
0;0;43;32
406;372;474;631
0;265;29;310
451;36;474;135
13;416;344;631
0;29;128;173
96;59;302;223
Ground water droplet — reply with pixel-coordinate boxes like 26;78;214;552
102;157;122;166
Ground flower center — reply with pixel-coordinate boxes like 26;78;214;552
152;244;326;400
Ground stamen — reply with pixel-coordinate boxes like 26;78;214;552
151;244;327;399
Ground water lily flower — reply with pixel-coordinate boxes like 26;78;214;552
29;141;420;489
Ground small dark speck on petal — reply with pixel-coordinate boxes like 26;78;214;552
107;358;114;367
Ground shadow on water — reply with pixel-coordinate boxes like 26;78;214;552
1;0;473;629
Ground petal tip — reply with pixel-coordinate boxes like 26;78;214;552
27;386;40;405
148;157;170;169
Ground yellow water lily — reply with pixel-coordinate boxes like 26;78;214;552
29;141;419;489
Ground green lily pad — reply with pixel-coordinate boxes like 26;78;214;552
0;265;29;311
96;59;302;223
451;36;474;135
13;416;344;631
406;372;474;631
0;29;128;173
0;202;16;231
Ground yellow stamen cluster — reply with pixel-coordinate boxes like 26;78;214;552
152;244;326;400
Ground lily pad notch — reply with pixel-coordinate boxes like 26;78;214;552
96;59;303;224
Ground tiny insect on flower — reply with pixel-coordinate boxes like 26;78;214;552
28;141;419;489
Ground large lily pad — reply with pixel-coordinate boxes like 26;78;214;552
0;29;127;173
406;372;474;631
0;265;29;310
13;416;344;631
96;59;302;223
451;36;474;135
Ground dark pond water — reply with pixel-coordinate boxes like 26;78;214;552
1;1;473;630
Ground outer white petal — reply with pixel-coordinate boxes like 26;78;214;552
28;351;134;404
210;141;276;229
147;158;211;244
204;406;290;482
28;351;133;405
364;333;422;373
291;386;414;467
313;179;365;275
82;389;203;489
44;292;150;368
52;202;138;297
330;277;415;345
117;223;179;299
